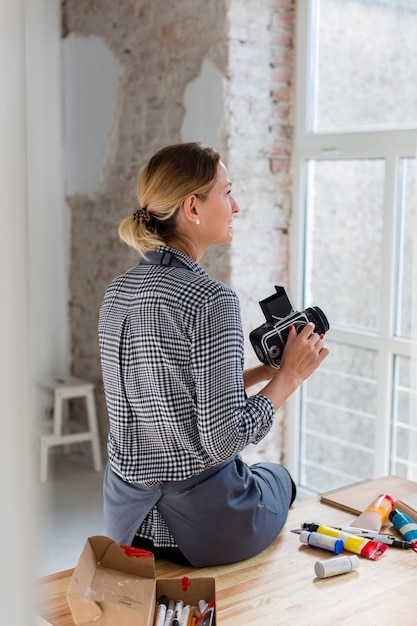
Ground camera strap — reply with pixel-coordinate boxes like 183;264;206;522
139;250;192;272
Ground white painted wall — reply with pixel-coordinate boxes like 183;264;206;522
62;34;122;196
0;0;74;619
0;2;40;623
27;1;70;392
180;58;224;152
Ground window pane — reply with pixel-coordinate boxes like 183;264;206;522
391;355;417;478
300;342;377;492
305;159;385;331
395;158;416;338
314;0;417;131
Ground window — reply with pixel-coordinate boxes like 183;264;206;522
289;0;417;493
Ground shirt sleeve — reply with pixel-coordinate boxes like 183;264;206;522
191;285;276;462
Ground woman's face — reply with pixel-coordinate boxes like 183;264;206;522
196;161;240;250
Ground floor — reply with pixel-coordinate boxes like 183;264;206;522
36;447;107;577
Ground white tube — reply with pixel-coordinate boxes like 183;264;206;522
314;555;360;579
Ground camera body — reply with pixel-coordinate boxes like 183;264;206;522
249;286;329;369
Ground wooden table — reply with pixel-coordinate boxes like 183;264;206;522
36;496;417;626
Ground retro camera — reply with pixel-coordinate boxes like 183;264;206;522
249;286;329;369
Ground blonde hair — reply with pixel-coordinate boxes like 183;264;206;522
118;142;220;258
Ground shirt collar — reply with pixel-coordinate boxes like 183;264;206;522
156;245;207;276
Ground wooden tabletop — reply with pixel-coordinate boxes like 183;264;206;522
36;496;417;626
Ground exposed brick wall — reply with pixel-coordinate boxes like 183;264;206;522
64;0;296;466
225;0;296;465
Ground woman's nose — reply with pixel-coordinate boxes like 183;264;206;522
231;195;240;214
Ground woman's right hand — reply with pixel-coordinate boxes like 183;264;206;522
258;322;329;411
278;322;329;386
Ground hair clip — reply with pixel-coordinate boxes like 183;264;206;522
133;207;151;223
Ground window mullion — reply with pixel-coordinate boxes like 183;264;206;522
373;157;398;476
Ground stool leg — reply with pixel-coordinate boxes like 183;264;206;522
85;389;103;472
53;391;64;437
40;438;49;483
62;399;71;455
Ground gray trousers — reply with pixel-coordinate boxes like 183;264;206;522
104;455;294;567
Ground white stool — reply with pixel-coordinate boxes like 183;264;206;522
38;375;103;482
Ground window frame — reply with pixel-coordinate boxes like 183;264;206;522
287;0;417;489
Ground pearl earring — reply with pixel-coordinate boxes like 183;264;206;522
196;218;200;225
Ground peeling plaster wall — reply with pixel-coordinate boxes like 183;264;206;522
63;0;229;438
63;0;296;464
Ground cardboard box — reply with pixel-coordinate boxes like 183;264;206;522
66;535;215;626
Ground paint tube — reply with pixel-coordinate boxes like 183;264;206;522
314;555;360;579
299;530;344;554
350;494;394;532
301;522;388;560
389;509;417;551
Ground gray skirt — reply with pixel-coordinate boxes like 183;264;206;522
104;455;294;567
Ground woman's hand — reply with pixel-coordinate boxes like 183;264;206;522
258;322;329;411
279;323;329;386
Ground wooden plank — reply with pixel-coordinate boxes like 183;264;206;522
396;492;417;522
319;475;417;515
36;570;76;626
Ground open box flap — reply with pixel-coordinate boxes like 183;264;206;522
99;542;155;578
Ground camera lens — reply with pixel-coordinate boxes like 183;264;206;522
268;345;280;358
305;306;329;335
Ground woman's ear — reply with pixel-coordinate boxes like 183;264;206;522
182;194;200;224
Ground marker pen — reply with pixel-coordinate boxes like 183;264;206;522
155;595;168;626
179;604;191;626
302;522;386;536
331;526;382;536
327;526;413;548
198;599;208;615
361;533;413;549
164;599;176;626
302;522;388;560
172;600;184;626
302;522;368;534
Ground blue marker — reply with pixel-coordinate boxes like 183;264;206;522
389;509;417;551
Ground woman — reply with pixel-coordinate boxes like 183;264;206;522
98;142;328;567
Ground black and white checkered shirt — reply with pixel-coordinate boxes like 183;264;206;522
99;245;275;546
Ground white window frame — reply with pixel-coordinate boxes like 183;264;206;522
286;0;417;489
